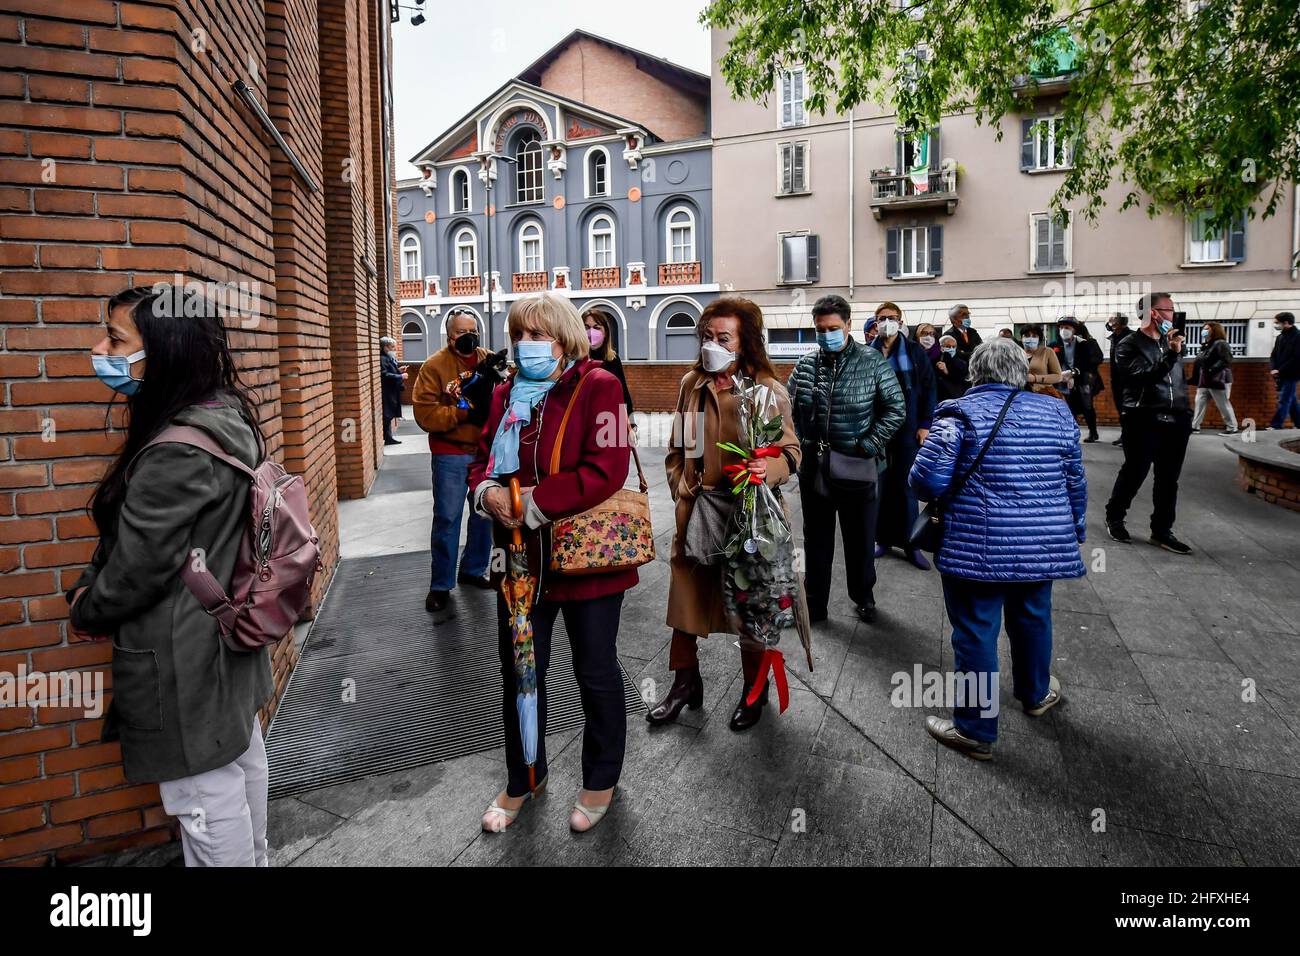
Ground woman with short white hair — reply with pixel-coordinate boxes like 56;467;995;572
469;292;637;834
909;337;1087;760
379;335;406;445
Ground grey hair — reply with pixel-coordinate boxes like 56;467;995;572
968;337;1028;388
948;303;969;319
939;334;957;346
444;309;477;336
379;335;396;348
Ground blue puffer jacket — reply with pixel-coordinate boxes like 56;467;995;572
909;383;1087;581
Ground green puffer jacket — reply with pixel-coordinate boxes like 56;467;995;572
787;337;907;459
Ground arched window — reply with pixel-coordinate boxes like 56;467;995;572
451;168;470;213
588;214;616;269
401;317;428;362
515;130;543;203
454;227;477;277
587;148;609;197
666;206;696;263
518;221;544;274
400;232;421;281
664;311;698;360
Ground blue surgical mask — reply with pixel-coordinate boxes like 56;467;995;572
514;340;559;380
1022;337;1040;350
961;317;971;329
817;328;845;352
1158;320;1173;335
91;349;146;396
942;347;957;357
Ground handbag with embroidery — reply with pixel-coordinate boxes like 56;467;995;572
546;371;656;575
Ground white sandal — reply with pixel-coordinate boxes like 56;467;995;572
569;794;612;833
481;779;546;833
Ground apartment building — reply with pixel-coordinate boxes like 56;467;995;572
397;30;718;362
709;29;1299;361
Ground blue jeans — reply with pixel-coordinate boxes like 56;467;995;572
941;575;1053;742
1270;377;1300;429
430;453;492;592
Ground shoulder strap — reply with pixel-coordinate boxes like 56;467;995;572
127;425;258;482
548;369;648;493
937;390;1017;509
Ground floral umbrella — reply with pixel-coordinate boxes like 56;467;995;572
500;478;540;791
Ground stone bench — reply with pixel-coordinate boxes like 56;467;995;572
1224;428;1300;512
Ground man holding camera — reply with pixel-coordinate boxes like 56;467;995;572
412;310;499;612
1104;292;1193;555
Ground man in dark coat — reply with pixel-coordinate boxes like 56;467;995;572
379;335;406;445
1268;311;1300;429
1053;316;1103;443
788;294;905;623
1106;313;1133;445
943;303;983;359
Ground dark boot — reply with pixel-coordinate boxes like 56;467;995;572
729;680;768;732
646;665;703;726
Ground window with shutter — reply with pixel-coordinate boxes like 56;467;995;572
928;225;943;276
885;228;900;278
780;68;807;128
1030;212;1071;271
778;233;818;283
780;144;793;194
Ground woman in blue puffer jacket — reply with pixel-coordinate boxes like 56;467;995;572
909;337;1087;760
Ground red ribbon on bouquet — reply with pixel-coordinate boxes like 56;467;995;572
722;445;782;487
745;647;789;714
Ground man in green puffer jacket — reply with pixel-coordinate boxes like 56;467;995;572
788;295;906;624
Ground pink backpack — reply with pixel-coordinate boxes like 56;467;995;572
130;424;322;652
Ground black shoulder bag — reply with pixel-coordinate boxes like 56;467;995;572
908;390;1017;554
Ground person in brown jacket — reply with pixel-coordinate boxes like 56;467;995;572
412;310;496;613
648;297;810;733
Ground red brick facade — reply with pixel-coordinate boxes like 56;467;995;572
0;1;395;864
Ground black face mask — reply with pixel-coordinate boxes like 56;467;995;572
454;333;478;356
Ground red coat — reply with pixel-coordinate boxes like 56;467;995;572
469;357;637;603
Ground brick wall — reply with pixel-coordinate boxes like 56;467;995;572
1236;445;1300;512
0;1;394;865
535;35;708;143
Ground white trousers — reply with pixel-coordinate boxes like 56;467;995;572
158;721;269;867
1192;383;1238;431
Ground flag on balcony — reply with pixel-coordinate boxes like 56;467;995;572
908;134;930;194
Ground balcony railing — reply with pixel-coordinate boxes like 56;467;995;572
398;279;423;300
511;271;548;293
658;261;701;286
447;275;481;297
869;170;958;219
581;267;620;289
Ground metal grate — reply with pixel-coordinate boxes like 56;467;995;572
266;552;644;799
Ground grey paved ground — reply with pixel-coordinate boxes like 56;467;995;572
264;414;1300;867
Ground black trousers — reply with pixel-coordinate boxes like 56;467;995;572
799;470;878;613
876;436;920;551
1105;410;1191;535
1065;383;1098;437
497;591;626;798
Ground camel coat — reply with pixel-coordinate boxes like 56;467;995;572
665;369;812;664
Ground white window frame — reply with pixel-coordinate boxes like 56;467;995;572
777;140;810;195
779;67;807;129
449;166;472;214
1186;210;1227;264
777;230;817;285
454;227;478;277
1031;115;1073;171
665;205;696;264
588;214;616;269
897;226;930;278
400;232;421;281
518;220;544;274
515;130;544;204
1028;211;1072;272
585;146;610;198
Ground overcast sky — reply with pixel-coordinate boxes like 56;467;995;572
390;0;712;180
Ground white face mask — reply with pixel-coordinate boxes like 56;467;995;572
881;319;900;339
1059;328;1073;340
701;340;735;373
919;335;935;348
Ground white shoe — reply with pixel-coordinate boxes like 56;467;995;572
481;779;546;833
569;790;613;832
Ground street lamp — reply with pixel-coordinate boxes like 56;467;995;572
480;152;515;348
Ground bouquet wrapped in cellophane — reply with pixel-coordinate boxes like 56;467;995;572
717;374;802;713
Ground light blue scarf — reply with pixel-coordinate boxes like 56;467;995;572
486;366;570;477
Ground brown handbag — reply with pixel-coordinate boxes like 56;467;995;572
545;370;656;575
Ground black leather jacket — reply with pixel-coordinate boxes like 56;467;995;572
1113;328;1188;414
787;337;906;458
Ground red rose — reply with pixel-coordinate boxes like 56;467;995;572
778;595;793;610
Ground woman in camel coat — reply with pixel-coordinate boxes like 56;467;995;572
649;296;810;733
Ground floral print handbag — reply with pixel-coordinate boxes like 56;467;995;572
546;372;656;575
